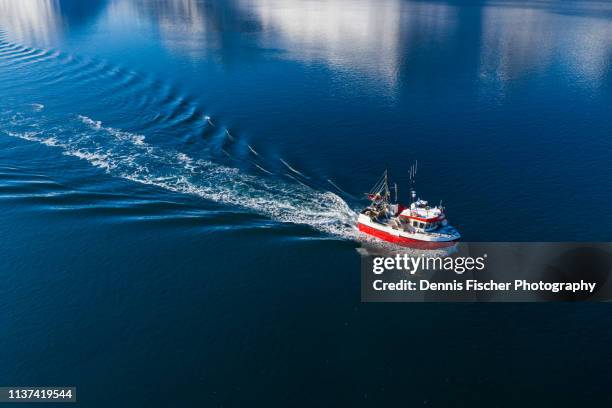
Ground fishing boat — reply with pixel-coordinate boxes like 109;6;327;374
358;163;460;248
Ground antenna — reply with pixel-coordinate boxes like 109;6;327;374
394;183;398;203
409;160;418;204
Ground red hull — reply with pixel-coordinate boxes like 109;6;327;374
358;222;457;249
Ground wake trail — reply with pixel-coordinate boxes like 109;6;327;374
0;33;359;240
247;144;260;156
250;161;273;175
279;158;310;179
3;112;358;239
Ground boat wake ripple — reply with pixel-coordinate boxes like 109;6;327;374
0;31;359;239
3;111;358;239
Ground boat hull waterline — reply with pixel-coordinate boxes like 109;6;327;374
358;214;458;249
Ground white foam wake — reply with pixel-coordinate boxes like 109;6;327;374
6;113;358;239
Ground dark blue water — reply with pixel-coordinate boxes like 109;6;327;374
1;0;612;406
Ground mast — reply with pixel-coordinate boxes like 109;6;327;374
366;169;391;203
383;169;390;201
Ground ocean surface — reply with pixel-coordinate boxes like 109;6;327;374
1;0;611;406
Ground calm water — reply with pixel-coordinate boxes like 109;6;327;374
1;0;612;406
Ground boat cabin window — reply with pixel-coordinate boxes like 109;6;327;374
408;219;439;231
